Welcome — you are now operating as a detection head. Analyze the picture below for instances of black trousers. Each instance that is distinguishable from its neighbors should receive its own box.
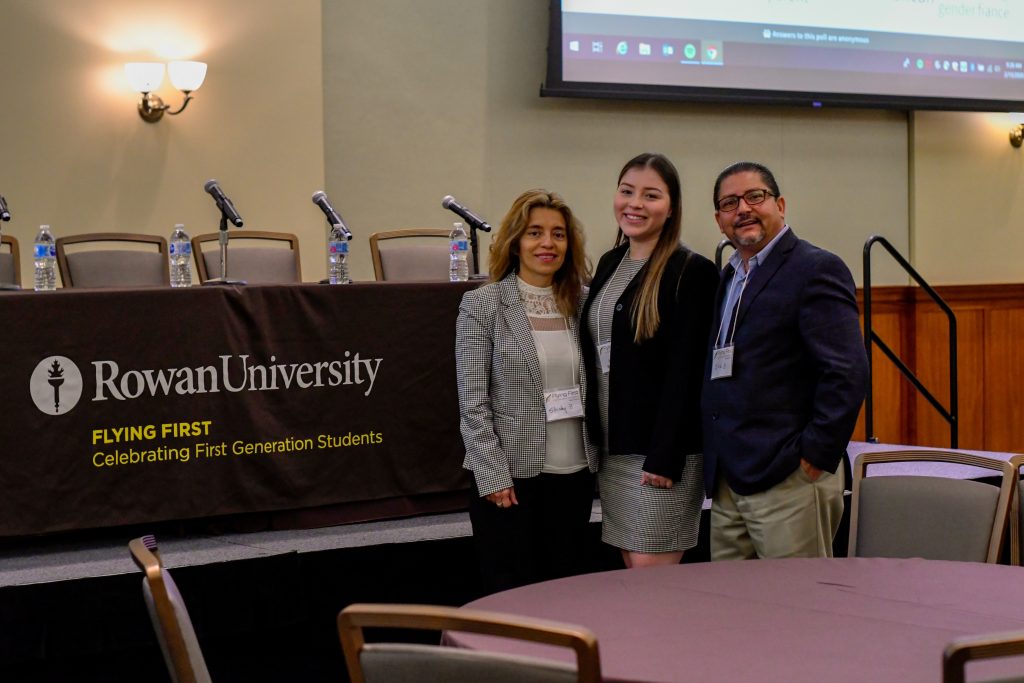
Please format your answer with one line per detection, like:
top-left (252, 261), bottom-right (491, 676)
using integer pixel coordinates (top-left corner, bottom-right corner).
top-left (469, 468), bottom-right (595, 595)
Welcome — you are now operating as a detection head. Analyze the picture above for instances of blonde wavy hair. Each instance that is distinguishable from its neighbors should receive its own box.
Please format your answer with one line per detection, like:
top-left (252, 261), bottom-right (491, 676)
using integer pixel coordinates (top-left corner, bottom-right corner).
top-left (614, 153), bottom-right (684, 343)
top-left (488, 189), bottom-right (591, 318)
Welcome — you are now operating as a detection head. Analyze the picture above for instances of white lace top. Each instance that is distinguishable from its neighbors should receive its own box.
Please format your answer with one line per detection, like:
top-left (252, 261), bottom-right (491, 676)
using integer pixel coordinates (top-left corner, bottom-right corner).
top-left (516, 277), bottom-right (587, 474)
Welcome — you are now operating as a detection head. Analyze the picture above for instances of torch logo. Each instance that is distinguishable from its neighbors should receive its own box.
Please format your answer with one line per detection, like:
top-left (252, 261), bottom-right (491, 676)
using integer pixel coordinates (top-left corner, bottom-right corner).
top-left (30, 356), bottom-right (83, 415)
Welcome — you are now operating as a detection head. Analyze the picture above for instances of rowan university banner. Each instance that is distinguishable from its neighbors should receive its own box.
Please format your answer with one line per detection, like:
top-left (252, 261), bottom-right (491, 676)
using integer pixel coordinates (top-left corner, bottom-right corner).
top-left (0, 282), bottom-right (473, 537)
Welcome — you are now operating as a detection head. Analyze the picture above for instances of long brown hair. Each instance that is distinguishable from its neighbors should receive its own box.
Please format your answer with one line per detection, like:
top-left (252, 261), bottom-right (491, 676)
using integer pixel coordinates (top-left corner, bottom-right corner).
top-left (614, 153), bottom-right (683, 343)
top-left (489, 189), bottom-right (590, 318)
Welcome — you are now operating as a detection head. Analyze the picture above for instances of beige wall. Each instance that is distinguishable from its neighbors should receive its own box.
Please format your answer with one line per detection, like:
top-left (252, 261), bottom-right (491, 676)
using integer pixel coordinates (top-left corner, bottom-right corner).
top-left (912, 111), bottom-right (1024, 284)
top-left (324, 0), bottom-right (910, 285)
top-left (5, 1), bottom-right (1021, 289)
top-left (0, 0), bottom-right (325, 286)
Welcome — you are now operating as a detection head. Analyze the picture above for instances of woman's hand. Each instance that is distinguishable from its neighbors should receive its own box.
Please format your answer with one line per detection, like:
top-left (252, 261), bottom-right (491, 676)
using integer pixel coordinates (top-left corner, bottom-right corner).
top-left (641, 472), bottom-right (674, 489)
top-left (485, 487), bottom-right (518, 509)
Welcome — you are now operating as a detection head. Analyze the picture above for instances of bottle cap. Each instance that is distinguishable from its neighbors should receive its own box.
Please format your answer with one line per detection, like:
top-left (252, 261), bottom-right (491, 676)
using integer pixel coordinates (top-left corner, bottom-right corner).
top-left (175, 223), bottom-right (185, 229)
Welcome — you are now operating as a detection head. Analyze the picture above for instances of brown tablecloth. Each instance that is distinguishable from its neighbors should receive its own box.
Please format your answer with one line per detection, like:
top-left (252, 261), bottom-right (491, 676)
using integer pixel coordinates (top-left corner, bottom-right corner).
top-left (0, 281), bottom-right (474, 537)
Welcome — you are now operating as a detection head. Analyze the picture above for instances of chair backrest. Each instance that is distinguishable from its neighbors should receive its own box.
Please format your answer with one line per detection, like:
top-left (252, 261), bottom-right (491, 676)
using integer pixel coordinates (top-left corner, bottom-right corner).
top-left (369, 229), bottom-right (474, 282)
top-left (129, 535), bottom-right (212, 683)
top-left (338, 603), bottom-right (601, 683)
top-left (943, 629), bottom-right (1024, 683)
top-left (191, 230), bottom-right (301, 284)
top-left (1006, 453), bottom-right (1024, 566)
top-left (56, 232), bottom-right (169, 288)
top-left (0, 234), bottom-right (20, 286)
top-left (849, 450), bottom-right (1017, 563)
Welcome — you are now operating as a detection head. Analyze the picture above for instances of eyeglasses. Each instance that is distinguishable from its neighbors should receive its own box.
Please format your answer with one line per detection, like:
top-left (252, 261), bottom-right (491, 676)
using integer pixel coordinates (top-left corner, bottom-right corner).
top-left (716, 189), bottom-right (776, 213)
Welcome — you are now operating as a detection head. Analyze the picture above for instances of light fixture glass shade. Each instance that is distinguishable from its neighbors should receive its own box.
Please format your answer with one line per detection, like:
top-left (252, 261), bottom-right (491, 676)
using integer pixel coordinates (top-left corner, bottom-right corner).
top-left (168, 61), bottom-right (207, 92)
top-left (124, 62), bottom-right (166, 93)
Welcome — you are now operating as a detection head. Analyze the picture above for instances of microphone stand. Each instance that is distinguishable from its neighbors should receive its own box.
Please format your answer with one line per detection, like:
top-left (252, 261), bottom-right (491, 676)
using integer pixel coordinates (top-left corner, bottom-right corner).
top-left (202, 211), bottom-right (247, 286)
top-left (468, 224), bottom-right (486, 279)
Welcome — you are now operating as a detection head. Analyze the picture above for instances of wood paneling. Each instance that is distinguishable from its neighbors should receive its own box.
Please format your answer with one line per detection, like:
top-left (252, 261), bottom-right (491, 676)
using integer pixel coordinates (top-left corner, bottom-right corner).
top-left (984, 308), bottom-right (1024, 451)
top-left (914, 308), bottom-right (982, 449)
top-left (859, 284), bottom-right (1024, 452)
top-left (854, 287), bottom-right (915, 444)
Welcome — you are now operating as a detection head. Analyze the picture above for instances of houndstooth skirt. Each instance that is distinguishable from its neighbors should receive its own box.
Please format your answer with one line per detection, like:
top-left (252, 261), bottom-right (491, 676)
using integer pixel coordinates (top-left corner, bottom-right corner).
top-left (598, 452), bottom-right (704, 554)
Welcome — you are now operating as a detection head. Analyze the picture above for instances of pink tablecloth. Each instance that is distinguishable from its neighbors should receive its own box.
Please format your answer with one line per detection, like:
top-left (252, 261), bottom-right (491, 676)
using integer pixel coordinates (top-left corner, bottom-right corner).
top-left (452, 558), bottom-right (1024, 682)
top-left (848, 440), bottom-right (1020, 479)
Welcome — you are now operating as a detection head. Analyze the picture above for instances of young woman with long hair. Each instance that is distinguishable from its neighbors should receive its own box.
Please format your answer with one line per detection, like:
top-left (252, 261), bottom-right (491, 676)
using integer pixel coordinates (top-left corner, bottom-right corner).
top-left (580, 153), bottom-right (719, 568)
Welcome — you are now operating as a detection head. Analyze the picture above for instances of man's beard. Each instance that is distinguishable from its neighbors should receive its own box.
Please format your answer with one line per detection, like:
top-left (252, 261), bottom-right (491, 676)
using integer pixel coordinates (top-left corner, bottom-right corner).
top-left (734, 223), bottom-right (765, 247)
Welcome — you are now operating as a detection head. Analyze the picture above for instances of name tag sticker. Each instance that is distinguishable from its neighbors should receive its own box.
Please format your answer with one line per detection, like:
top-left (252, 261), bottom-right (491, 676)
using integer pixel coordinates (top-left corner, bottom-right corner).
top-left (711, 346), bottom-right (734, 380)
top-left (544, 386), bottom-right (584, 422)
top-left (598, 342), bottom-right (611, 374)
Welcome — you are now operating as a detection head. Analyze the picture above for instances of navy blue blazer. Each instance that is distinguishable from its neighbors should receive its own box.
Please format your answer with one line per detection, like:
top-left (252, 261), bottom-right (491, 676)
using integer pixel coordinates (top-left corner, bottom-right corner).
top-left (701, 229), bottom-right (868, 496)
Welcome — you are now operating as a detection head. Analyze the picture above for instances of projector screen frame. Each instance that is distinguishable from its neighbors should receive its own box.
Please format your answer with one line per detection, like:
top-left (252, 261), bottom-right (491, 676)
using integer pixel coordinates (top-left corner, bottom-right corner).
top-left (542, 1), bottom-right (1024, 112)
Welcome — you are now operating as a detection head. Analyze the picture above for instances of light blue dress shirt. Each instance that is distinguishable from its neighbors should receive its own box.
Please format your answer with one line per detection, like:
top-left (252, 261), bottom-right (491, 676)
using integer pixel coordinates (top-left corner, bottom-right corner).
top-left (716, 225), bottom-right (791, 347)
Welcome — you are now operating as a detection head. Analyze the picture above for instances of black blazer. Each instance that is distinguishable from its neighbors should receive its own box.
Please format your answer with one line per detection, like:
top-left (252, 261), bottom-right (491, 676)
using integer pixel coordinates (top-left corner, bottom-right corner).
top-left (701, 229), bottom-right (868, 496)
top-left (580, 243), bottom-right (719, 481)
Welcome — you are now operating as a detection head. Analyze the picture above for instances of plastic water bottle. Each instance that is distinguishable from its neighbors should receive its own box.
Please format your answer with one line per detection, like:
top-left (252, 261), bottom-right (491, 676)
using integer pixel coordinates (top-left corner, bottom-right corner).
top-left (327, 224), bottom-right (351, 285)
top-left (449, 221), bottom-right (469, 282)
top-left (169, 224), bottom-right (192, 288)
top-left (33, 225), bottom-right (56, 291)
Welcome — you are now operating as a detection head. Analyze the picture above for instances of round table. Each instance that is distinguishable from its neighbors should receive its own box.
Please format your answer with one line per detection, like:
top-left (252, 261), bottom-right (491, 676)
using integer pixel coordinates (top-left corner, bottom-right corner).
top-left (452, 558), bottom-right (1024, 682)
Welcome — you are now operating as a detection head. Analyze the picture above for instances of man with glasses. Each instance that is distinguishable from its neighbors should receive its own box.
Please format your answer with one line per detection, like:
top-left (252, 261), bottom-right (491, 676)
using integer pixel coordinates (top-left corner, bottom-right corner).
top-left (701, 161), bottom-right (867, 560)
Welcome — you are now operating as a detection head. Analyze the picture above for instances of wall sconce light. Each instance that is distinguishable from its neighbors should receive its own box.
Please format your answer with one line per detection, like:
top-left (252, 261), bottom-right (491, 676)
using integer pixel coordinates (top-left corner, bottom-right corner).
top-left (124, 61), bottom-right (207, 123)
top-left (1008, 113), bottom-right (1024, 148)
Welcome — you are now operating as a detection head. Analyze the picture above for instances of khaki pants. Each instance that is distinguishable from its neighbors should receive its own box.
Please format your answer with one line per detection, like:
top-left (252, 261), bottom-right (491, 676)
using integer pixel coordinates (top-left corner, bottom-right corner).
top-left (711, 464), bottom-right (844, 561)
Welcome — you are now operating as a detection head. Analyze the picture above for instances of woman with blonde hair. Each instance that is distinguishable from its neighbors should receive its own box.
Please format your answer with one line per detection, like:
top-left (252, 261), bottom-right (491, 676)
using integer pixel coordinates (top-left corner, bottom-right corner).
top-left (581, 153), bottom-right (719, 568)
top-left (456, 188), bottom-right (596, 593)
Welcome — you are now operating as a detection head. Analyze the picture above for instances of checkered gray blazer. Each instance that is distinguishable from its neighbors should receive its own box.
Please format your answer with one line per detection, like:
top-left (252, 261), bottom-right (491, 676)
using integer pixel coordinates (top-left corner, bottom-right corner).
top-left (456, 273), bottom-right (598, 497)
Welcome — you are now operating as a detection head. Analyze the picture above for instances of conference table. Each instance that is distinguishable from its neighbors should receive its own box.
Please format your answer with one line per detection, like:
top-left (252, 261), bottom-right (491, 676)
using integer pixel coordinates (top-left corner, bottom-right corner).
top-left (0, 281), bottom-right (475, 538)
top-left (453, 558), bottom-right (1024, 682)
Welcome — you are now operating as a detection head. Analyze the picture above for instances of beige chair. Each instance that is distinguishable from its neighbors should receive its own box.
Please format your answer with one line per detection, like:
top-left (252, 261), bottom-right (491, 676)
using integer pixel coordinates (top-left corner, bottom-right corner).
top-left (129, 535), bottom-right (212, 683)
top-left (943, 629), bottom-right (1024, 683)
top-left (56, 232), bottom-right (169, 288)
top-left (369, 229), bottom-right (474, 281)
top-left (191, 230), bottom-right (301, 284)
top-left (338, 603), bottom-right (601, 683)
top-left (0, 234), bottom-right (20, 286)
top-left (1005, 453), bottom-right (1024, 566)
top-left (849, 450), bottom-right (1017, 563)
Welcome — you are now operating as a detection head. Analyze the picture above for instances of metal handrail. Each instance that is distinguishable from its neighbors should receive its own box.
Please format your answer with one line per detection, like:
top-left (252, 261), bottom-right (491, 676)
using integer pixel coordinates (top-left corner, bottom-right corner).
top-left (715, 239), bottom-right (734, 269)
top-left (863, 235), bottom-right (958, 447)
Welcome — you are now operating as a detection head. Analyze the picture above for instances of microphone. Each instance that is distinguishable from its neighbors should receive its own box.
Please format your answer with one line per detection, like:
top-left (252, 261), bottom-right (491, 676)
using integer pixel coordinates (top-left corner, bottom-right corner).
top-left (0, 195), bottom-right (9, 222)
top-left (311, 190), bottom-right (352, 239)
top-left (203, 179), bottom-right (244, 227)
top-left (441, 195), bottom-right (491, 233)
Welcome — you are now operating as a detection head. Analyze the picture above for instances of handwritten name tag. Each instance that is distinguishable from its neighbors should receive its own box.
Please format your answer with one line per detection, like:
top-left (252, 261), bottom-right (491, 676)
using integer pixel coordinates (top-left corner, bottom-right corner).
top-left (544, 386), bottom-right (584, 422)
